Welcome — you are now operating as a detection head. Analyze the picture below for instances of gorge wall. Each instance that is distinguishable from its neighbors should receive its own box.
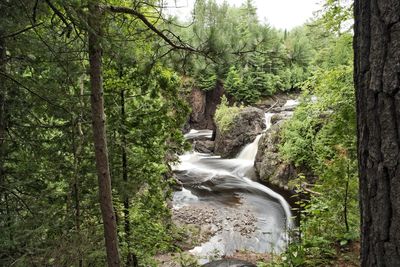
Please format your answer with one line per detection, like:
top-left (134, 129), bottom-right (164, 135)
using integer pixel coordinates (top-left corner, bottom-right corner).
top-left (188, 81), bottom-right (225, 130)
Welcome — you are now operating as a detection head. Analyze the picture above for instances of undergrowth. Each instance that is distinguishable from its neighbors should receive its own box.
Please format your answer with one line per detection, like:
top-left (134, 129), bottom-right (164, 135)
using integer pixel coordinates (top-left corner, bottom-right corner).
top-left (214, 96), bottom-right (243, 133)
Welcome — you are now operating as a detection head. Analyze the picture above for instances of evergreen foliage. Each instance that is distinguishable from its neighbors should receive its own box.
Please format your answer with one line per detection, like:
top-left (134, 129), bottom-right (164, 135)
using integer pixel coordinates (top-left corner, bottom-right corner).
top-left (0, 1), bottom-right (188, 265)
top-left (167, 0), bottom-right (316, 104)
top-left (0, 0), bottom-right (361, 266)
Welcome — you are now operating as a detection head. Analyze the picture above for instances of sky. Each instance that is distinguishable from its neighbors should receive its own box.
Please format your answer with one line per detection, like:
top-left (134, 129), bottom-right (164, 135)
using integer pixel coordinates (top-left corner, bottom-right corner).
top-left (165, 0), bottom-right (323, 30)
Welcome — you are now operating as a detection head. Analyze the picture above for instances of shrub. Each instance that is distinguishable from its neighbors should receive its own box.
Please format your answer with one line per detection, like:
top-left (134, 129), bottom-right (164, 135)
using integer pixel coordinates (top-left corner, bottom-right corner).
top-left (276, 65), bottom-right (359, 266)
top-left (214, 96), bottom-right (242, 133)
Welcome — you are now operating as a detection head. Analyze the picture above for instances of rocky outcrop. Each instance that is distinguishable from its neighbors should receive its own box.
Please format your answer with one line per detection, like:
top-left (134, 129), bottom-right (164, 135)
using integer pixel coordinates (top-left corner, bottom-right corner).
top-left (214, 107), bottom-right (265, 158)
top-left (194, 140), bottom-right (215, 154)
top-left (255, 92), bottom-right (300, 110)
top-left (254, 121), bottom-right (297, 190)
top-left (189, 88), bottom-right (207, 128)
top-left (188, 82), bottom-right (225, 130)
top-left (204, 81), bottom-right (225, 129)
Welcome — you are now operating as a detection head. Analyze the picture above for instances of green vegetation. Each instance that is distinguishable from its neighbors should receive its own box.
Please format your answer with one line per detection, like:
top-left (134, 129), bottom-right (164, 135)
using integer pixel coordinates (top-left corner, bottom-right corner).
top-left (214, 96), bottom-right (243, 133)
top-left (0, 0), bottom-right (360, 266)
top-left (0, 1), bottom-right (188, 265)
top-left (167, 0), bottom-right (316, 104)
top-left (278, 65), bottom-right (358, 266)
top-left (274, 9), bottom-right (359, 267)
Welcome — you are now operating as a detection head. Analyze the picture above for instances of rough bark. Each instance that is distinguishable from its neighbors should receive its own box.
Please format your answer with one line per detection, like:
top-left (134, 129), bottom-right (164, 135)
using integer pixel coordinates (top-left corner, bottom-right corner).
top-left (88, 3), bottom-right (120, 266)
top-left (0, 34), bottom-right (7, 212)
top-left (72, 76), bottom-right (85, 267)
top-left (354, 1), bottom-right (400, 266)
top-left (120, 89), bottom-right (138, 267)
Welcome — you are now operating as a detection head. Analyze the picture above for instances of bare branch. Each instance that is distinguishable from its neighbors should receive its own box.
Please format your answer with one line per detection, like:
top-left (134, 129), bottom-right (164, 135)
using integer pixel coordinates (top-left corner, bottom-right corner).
top-left (44, 0), bottom-right (72, 36)
top-left (32, 0), bottom-right (39, 23)
top-left (104, 5), bottom-right (197, 53)
top-left (1, 23), bottom-right (44, 39)
top-left (0, 71), bottom-right (71, 114)
top-left (0, 186), bottom-right (34, 214)
top-left (301, 183), bottom-right (322, 196)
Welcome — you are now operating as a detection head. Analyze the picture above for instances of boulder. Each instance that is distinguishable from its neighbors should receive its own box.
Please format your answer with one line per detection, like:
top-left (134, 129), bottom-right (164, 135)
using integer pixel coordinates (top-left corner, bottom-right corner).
top-left (214, 107), bottom-right (265, 158)
top-left (270, 112), bottom-right (293, 126)
top-left (194, 140), bottom-right (215, 153)
top-left (170, 175), bottom-right (183, 191)
top-left (270, 114), bottom-right (284, 125)
top-left (254, 122), bottom-right (297, 190)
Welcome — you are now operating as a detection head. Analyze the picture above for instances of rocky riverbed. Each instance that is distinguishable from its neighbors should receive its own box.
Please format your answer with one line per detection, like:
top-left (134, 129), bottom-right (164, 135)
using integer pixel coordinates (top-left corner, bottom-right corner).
top-left (155, 201), bottom-right (272, 267)
top-left (172, 202), bottom-right (258, 243)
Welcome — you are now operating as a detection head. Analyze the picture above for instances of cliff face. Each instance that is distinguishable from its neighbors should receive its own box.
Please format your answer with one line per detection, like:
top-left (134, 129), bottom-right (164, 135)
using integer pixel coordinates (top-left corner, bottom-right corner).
top-left (254, 121), bottom-right (297, 190)
top-left (189, 88), bottom-right (207, 128)
top-left (188, 81), bottom-right (225, 130)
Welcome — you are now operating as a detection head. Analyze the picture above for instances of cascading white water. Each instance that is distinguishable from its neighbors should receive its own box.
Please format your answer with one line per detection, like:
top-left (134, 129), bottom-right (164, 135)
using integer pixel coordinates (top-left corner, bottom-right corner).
top-left (184, 129), bottom-right (213, 140)
top-left (264, 112), bottom-right (274, 130)
top-left (236, 112), bottom-right (275, 161)
top-left (236, 134), bottom-right (262, 161)
top-left (242, 177), bottom-right (292, 230)
top-left (283, 99), bottom-right (300, 108)
top-left (173, 108), bottom-right (295, 262)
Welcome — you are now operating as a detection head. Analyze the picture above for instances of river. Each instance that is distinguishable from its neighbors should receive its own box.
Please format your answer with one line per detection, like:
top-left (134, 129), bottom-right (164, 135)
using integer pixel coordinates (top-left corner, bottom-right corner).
top-left (173, 111), bottom-right (293, 263)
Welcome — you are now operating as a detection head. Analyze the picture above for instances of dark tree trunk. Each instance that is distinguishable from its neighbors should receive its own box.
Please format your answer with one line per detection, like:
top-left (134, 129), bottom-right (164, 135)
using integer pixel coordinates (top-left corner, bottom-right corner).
top-left (71, 76), bottom-right (85, 267)
top-left (120, 89), bottom-right (138, 267)
top-left (354, 1), bottom-right (400, 266)
top-left (88, 2), bottom-right (120, 266)
top-left (0, 36), bottom-right (5, 183)
top-left (0, 34), bottom-right (9, 224)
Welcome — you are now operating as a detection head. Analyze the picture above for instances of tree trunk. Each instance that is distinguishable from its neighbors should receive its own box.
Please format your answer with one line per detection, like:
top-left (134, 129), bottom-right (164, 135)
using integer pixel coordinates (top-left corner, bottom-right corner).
top-left (120, 89), bottom-right (138, 267)
top-left (88, 3), bottom-right (120, 266)
top-left (71, 76), bottom-right (85, 267)
top-left (0, 34), bottom-right (7, 219)
top-left (354, 1), bottom-right (400, 266)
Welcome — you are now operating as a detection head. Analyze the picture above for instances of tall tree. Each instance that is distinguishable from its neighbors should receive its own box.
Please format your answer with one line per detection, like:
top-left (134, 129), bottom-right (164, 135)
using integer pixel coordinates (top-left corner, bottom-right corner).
top-left (88, 2), bottom-right (120, 266)
top-left (0, 31), bottom-right (7, 243)
top-left (354, 1), bottom-right (400, 266)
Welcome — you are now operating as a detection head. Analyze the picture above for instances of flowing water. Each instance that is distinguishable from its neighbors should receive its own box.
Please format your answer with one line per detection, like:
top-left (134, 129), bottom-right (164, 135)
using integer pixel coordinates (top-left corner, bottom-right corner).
top-left (184, 129), bottom-right (214, 140)
top-left (173, 110), bottom-right (293, 262)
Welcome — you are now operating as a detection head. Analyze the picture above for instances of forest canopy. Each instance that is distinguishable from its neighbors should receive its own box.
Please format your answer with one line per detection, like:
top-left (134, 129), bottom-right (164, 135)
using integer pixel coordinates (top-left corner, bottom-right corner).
top-left (0, 0), bottom-right (359, 266)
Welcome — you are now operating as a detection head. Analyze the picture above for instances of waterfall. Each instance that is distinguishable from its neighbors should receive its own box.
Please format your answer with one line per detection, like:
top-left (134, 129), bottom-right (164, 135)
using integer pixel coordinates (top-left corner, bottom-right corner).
top-left (236, 134), bottom-right (262, 161)
top-left (184, 129), bottom-right (213, 140)
top-left (236, 111), bottom-right (293, 231)
top-left (236, 112), bottom-right (274, 161)
top-left (264, 112), bottom-right (274, 130)
top-left (173, 110), bottom-right (294, 260)
top-left (283, 99), bottom-right (300, 108)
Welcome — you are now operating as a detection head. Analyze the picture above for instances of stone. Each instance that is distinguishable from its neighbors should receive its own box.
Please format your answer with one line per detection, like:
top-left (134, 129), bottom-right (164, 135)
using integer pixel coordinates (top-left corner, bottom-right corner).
top-left (202, 259), bottom-right (256, 267)
top-left (214, 107), bottom-right (265, 158)
top-left (254, 122), bottom-right (298, 190)
top-left (171, 176), bottom-right (183, 191)
top-left (189, 87), bottom-right (207, 126)
top-left (270, 114), bottom-right (284, 125)
top-left (194, 140), bottom-right (215, 153)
